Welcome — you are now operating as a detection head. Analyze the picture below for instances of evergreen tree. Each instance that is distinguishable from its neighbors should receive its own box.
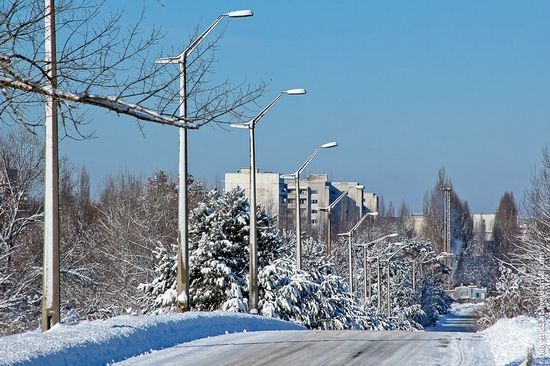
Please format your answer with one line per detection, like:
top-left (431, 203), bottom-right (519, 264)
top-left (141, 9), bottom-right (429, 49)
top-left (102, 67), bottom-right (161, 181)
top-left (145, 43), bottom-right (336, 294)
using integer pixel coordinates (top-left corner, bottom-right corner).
top-left (141, 188), bottom-right (452, 331)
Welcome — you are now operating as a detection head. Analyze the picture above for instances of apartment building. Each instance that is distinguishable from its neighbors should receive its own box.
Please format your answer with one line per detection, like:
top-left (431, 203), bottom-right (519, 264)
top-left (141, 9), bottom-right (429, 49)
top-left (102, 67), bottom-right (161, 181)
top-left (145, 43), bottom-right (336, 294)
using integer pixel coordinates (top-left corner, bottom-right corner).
top-left (224, 169), bottom-right (378, 231)
top-left (224, 168), bottom-right (289, 224)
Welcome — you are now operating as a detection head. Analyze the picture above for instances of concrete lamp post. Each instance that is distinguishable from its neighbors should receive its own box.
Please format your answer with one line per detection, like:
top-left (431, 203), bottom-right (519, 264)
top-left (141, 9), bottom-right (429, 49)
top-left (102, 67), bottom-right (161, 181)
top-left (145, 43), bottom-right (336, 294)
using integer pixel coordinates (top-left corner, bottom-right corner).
top-left (155, 9), bottom-right (253, 312)
top-left (282, 141), bottom-right (338, 270)
top-left (337, 211), bottom-right (379, 293)
top-left (319, 185), bottom-right (364, 256)
top-left (354, 233), bottom-right (398, 302)
top-left (381, 242), bottom-right (409, 317)
top-left (230, 88), bottom-right (306, 314)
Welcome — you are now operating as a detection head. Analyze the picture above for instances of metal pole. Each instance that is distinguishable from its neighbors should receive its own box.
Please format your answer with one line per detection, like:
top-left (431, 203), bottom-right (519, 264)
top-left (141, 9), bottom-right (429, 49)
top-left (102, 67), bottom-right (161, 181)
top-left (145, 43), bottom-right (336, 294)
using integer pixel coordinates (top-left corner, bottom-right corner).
top-left (176, 58), bottom-right (190, 312)
top-left (412, 261), bottom-right (416, 304)
top-left (42, 0), bottom-right (60, 331)
top-left (387, 261), bottom-right (391, 317)
top-left (368, 257), bottom-right (372, 300)
top-left (326, 211), bottom-right (332, 256)
top-left (363, 247), bottom-right (367, 301)
top-left (295, 174), bottom-right (302, 269)
top-left (348, 234), bottom-right (353, 292)
top-left (248, 126), bottom-right (258, 313)
top-left (377, 258), bottom-right (381, 310)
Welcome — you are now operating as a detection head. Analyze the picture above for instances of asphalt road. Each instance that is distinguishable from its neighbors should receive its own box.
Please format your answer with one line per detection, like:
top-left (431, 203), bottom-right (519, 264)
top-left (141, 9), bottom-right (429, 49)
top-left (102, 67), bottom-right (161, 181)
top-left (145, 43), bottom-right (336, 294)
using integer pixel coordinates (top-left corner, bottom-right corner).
top-left (116, 329), bottom-right (494, 366)
top-left (116, 306), bottom-right (494, 365)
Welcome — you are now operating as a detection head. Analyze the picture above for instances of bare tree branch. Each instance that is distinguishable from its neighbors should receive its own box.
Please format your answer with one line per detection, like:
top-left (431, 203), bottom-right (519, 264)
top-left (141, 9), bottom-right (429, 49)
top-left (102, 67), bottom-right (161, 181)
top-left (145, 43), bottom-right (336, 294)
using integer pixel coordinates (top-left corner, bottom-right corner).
top-left (0, 0), bottom-right (266, 136)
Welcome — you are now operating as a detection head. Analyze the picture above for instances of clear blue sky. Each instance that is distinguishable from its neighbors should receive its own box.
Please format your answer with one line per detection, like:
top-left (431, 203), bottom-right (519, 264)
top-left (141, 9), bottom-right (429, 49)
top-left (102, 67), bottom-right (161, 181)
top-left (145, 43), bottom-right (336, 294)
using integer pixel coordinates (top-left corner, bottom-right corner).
top-left (61, 1), bottom-right (550, 214)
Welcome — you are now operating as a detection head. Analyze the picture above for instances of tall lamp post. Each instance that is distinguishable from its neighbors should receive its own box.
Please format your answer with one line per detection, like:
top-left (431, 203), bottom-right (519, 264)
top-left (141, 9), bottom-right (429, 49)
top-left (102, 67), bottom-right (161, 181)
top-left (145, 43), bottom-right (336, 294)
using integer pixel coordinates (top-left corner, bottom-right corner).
top-left (381, 242), bottom-right (409, 317)
top-left (319, 185), bottom-right (364, 256)
top-left (42, 0), bottom-right (60, 331)
top-left (337, 211), bottom-right (379, 292)
top-left (282, 141), bottom-right (338, 270)
top-left (155, 9), bottom-right (253, 312)
top-left (230, 88), bottom-right (306, 313)
top-left (354, 233), bottom-right (398, 302)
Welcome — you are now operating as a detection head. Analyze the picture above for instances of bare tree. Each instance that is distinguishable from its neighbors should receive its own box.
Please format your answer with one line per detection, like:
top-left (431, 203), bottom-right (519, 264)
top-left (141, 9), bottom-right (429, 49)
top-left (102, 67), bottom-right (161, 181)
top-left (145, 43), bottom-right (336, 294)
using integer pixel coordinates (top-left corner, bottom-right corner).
top-left (0, 127), bottom-right (43, 335)
top-left (0, 128), bottom-right (43, 270)
top-left (0, 0), bottom-right (266, 133)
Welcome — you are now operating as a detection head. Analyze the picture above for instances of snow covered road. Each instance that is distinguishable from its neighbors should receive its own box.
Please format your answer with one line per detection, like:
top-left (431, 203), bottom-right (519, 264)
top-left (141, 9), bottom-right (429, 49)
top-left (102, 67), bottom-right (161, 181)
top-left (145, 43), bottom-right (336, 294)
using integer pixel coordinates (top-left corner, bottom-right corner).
top-left (115, 329), bottom-right (495, 366)
top-left (1, 304), bottom-right (544, 365)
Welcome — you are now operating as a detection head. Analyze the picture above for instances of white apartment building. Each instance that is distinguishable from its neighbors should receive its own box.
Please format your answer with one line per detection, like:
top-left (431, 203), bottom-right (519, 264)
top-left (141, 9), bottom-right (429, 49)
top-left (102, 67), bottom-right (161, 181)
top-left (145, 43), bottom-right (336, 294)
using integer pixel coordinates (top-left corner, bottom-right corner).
top-left (224, 169), bottom-right (378, 231)
top-left (224, 168), bottom-right (289, 223)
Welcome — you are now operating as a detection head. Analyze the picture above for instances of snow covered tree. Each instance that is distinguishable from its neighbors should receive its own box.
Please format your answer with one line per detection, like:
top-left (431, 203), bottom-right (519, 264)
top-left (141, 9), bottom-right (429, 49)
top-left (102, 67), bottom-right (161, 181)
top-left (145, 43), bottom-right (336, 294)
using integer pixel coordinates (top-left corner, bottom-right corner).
top-left (476, 265), bottom-right (527, 330)
top-left (141, 188), bottom-right (454, 331)
top-left (478, 143), bottom-right (550, 328)
top-left (0, 128), bottom-right (43, 335)
top-left (140, 187), bottom-right (279, 312)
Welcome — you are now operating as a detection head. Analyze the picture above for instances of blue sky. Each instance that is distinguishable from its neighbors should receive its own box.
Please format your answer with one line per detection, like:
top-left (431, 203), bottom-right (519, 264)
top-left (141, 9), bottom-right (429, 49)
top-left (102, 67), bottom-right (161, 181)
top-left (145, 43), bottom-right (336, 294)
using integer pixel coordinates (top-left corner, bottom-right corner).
top-left (61, 1), bottom-right (550, 214)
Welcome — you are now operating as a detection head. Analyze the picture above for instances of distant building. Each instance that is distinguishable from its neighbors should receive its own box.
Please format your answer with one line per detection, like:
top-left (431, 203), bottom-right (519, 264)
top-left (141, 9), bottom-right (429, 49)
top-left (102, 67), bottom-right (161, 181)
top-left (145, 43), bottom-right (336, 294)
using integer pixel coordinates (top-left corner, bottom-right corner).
top-left (224, 168), bottom-right (288, 224)
top-left (472, 213), bottom-right (495, 254)
top-left (224, 169), bottom-right (378, 231)
top-left (454, 285), bottom-right (487, 302)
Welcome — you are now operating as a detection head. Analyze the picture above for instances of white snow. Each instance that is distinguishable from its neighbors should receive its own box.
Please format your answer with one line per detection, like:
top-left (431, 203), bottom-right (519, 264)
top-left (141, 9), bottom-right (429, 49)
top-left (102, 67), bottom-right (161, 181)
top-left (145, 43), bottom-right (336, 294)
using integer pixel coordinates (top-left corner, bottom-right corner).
top-left (0, 305), bottom-right (547, 365)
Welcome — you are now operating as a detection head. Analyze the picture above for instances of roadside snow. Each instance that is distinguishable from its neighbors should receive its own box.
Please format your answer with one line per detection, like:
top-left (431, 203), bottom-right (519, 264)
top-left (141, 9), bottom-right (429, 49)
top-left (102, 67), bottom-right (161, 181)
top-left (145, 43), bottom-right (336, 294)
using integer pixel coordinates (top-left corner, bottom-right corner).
top-left (0, 305), bottom-right (548, 366)
top-left (482, 316), bottom-right (541, 365)
top-left (0, 312), bottom-right (305, 365)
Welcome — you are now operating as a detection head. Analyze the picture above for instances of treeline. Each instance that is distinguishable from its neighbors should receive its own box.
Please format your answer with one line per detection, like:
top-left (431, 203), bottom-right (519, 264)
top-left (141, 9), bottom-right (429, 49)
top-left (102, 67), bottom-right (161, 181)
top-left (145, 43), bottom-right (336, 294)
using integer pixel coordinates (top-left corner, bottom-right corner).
top-left (0, 128), bottom-right (206, 334)
top-left (1, 127), bottom-right (453, 334)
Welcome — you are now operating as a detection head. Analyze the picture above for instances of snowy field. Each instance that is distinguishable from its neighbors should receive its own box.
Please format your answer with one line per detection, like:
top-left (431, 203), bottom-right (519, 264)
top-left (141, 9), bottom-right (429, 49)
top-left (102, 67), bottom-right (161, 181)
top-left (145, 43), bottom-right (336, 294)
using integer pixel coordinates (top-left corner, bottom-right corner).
top-left (0, 304), bottom-right (547, 365)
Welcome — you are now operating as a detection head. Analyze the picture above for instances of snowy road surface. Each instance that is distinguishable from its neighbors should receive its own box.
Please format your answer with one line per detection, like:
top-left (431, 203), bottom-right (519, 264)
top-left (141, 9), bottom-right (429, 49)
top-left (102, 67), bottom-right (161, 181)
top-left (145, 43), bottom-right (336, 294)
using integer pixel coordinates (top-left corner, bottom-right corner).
top-left (116, 304), bottom-right (494, 365)
top-left (114, 329), bottom-right (495, 366)
top-left (1, 304), bottom-right (542, 365)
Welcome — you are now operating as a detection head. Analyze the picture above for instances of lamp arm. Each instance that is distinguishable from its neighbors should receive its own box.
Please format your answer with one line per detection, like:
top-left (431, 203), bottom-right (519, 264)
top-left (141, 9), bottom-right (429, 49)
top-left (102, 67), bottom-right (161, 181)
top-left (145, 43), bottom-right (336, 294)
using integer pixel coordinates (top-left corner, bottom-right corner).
top-left (249, 92), bottom-right (285, 128)
top-left (324, 188), bottom-right (350, 211)
top-left (350, 212), bottom-right (370, 232)
top-left (296, 147), bottom-right (321, 176)
top-left (183, 14), bottom-right (227, 58)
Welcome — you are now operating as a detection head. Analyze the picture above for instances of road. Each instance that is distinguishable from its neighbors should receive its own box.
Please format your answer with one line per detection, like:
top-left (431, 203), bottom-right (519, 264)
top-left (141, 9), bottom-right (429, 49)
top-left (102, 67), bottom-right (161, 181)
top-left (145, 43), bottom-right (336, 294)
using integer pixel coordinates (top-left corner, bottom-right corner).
top-left (116, 305), bottom-right (495, 365)
top-left (116, 329), bottom-right (494, 366)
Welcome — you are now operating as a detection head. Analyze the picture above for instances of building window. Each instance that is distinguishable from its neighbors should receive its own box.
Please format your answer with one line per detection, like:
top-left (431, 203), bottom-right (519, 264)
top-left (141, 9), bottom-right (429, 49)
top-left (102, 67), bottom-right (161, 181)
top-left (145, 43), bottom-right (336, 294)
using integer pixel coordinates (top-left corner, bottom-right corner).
top-left (288, 198), bottom-right (295, 203)
top-left (299, 189), bottom-right (307, 195)
top-left (311, 219), bottom-right (317, 224)
top-left (311, 209), bottom-right (318, 214)
top-left (312, 199), bottom-right (318, 204)
top-left (311, 189), bottom-right (318, 194)
top-left (300, 199), bottom-right (306, 204)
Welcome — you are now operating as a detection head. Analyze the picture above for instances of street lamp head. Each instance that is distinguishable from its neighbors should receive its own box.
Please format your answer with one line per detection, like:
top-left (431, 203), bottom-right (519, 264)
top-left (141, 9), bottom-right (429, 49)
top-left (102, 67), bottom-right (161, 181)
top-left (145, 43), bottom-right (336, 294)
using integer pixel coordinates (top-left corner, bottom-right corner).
top-left (387, 233), bottom-right (398, 238)
top-left (367, 212), bottom-right (379, 217)
top-left (226, 10), bottom-right (254, 18)
top-left (320, 141), bottom-right (338, 149)
top-left (229, 123), bottom-right (250, 129)
top-left (284, 88), bottom-right (307, 95)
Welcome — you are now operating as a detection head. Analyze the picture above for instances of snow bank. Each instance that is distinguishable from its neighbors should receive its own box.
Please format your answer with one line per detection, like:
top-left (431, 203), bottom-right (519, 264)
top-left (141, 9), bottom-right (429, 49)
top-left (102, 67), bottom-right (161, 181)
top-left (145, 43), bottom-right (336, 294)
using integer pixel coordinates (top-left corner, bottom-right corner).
top-left (0, 312), bottom-right (305, 365)
top-left (482, 316), bottom-right (539, 365)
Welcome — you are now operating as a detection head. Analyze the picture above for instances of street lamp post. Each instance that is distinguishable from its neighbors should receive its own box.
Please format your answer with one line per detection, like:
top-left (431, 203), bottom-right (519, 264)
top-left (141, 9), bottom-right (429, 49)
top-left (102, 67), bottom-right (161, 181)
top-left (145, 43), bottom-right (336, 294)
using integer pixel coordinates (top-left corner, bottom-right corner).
top-left (155, 10), bottom-right (253, 312)
top-left (319, 185), bottom-right (363, 256)
top-left (354, 233), bottom-right (398, 302)
top-left (282, 141), bottom-right (338, 270)
top-left (337, 211), bottom-right (379, 293)
top-left (230, 88), bottom-right (306, 313)
top-left (381, 243), bottom-right (408, 317)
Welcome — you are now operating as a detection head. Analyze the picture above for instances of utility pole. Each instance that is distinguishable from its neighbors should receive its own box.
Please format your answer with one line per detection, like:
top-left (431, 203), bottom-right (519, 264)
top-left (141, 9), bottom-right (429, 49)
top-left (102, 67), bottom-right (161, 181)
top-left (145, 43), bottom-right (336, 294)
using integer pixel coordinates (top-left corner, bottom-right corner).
top-left (440, 185), bottom-right (452, 268)
top-left (42, 0), bottom-right (60, 331)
